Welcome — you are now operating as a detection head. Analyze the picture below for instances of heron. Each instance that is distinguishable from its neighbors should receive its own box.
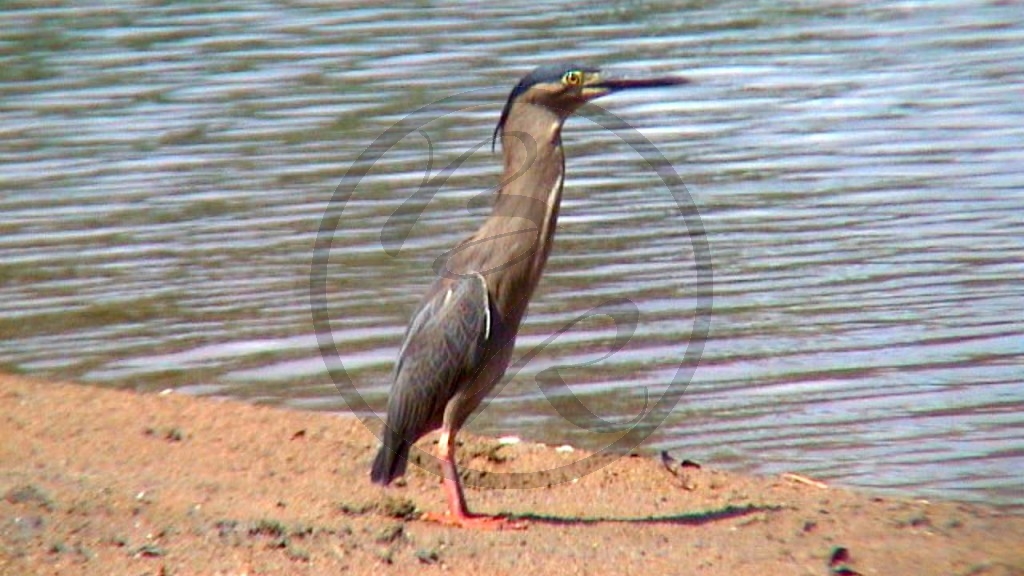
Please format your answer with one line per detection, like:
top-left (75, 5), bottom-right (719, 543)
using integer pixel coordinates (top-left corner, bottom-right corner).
top-left (370, 64), bottom-right (687, 529)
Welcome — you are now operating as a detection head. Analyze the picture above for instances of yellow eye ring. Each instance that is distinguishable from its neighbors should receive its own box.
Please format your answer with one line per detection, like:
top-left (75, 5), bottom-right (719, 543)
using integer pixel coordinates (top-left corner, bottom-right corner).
top-left (563, 70), bottom-right (583, 86)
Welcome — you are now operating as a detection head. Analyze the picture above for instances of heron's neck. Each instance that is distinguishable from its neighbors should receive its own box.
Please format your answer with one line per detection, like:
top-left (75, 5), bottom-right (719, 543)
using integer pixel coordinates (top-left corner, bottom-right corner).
top-left (480, 103), bottom-right (567, 323)
top-left (497, 106), bottom-right (566, 238)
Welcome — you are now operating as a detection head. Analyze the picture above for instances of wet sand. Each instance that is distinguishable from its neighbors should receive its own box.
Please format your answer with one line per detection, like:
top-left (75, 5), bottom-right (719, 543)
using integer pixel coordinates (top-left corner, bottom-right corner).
top-left (1, 373), bottom-right (1021, 575)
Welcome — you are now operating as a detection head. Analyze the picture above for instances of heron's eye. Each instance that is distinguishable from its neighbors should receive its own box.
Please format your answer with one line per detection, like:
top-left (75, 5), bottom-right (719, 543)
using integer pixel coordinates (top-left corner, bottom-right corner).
top-left (562, 70), bottom-right (583, 86)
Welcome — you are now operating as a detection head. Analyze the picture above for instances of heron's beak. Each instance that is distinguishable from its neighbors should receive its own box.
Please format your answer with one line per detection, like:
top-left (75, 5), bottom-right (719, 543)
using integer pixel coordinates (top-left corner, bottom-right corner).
top-left (581, 72), bottom-right (689, 101)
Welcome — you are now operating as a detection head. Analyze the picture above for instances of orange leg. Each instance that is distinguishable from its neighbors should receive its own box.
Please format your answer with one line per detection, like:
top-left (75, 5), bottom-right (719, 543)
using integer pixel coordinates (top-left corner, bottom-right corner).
top-left (420, 429), bottom-right (526, 530)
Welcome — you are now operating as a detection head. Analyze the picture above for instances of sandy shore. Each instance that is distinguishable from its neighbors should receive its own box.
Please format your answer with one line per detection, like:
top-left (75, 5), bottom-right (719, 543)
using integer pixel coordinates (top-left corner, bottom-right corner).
top-left (0, 373), bottom-right (1021, 575)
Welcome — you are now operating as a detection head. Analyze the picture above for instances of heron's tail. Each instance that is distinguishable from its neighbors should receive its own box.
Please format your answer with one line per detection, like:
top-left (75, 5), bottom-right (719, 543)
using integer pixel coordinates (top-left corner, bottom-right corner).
top-left (370, 429), bottom-right (410, 485)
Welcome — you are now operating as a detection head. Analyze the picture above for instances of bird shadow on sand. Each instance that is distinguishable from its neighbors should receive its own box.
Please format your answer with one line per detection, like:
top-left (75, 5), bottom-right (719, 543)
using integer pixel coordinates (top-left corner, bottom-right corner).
top-left (506, 503), bottom-right (780, 526)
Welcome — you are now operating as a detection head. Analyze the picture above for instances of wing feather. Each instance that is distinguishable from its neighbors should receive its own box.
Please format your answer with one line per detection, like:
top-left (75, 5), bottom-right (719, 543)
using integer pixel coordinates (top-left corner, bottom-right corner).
top-left (370, 273), bottom-right (491, 484)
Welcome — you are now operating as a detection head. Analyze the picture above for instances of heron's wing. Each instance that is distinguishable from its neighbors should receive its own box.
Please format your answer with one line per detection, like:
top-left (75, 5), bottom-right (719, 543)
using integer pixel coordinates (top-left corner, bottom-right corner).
top-left (386, 272), bottom-right (493, 439)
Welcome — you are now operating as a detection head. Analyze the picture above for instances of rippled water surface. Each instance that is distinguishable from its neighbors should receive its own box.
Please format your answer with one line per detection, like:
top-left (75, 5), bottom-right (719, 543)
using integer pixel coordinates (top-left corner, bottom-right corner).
top-left (2, 1), bottom-right (1022, 506)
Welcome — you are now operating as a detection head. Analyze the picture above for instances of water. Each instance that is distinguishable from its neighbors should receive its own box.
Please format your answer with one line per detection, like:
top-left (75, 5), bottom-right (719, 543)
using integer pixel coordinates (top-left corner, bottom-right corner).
top-left (1, 1), bottom-right (1022, 507)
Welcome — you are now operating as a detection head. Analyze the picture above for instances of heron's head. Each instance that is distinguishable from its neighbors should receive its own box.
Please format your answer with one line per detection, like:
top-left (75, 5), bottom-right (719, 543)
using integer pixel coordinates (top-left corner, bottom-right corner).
top-left (492, 64), bottom-right (687, 150)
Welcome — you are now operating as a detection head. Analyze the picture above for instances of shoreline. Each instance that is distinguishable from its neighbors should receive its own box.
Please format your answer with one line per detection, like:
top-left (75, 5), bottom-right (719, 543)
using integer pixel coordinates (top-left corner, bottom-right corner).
top-left (1, 373), bottom-right (1021, 575)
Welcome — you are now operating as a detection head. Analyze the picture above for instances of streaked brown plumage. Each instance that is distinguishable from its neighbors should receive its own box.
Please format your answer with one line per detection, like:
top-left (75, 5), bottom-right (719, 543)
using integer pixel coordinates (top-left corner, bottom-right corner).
top-left (371, 65), bottom-right (687, 529)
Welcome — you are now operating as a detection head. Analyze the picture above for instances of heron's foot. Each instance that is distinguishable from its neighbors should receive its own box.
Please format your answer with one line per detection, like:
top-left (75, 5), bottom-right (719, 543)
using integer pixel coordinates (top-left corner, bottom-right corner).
top-left (421, 510), bottom-right (526, 531)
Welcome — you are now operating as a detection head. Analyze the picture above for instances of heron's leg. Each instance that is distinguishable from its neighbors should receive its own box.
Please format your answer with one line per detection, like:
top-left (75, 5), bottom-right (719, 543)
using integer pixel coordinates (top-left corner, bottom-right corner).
top-left (438, 428), bottom-right (470, 518)
top-left (421, 428), bottom-right (525, 530)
